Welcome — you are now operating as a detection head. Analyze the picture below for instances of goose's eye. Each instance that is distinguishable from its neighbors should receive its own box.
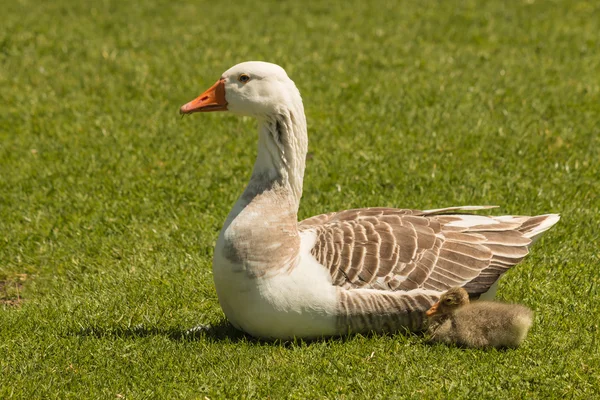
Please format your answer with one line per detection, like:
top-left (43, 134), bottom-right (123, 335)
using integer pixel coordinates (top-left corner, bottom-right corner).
top-left (238, 73), bottom-right (251, 84)
top-left (445, 298), bottom-right (453, 304)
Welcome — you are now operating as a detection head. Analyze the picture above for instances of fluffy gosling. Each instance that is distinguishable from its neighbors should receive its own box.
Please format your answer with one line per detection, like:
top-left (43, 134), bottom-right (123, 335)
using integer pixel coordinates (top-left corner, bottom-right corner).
top-left (426, 287), bottom-right (534, 349)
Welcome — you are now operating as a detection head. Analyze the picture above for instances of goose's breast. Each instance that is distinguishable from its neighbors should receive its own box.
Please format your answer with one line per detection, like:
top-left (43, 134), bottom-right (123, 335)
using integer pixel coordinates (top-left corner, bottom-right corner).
top-left (212, 229), bottom-right (339, 339)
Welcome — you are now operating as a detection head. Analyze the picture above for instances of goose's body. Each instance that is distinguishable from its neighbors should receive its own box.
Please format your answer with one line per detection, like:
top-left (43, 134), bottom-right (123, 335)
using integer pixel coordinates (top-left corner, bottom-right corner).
top-left (426, 287), bottom-right (534, 348)
top-left (181, 61), bottom-right (559, 339)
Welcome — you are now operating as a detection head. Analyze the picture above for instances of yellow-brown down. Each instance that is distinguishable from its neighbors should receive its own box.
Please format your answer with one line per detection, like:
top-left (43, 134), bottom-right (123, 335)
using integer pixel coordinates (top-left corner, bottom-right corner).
top-left (426, 287), bottom-right (533, 348)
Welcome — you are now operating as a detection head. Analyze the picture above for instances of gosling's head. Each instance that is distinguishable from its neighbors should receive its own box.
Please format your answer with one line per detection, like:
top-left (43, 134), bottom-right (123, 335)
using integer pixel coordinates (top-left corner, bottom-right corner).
top-left (426, 287), bottom-right (470, 317)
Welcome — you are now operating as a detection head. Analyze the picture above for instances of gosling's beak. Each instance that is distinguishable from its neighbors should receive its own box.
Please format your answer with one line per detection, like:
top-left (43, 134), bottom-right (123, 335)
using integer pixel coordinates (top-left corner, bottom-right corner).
top-left (426, 302), bottom-right (440, 317)
top-left (180, 78), bottom-right (227, 114)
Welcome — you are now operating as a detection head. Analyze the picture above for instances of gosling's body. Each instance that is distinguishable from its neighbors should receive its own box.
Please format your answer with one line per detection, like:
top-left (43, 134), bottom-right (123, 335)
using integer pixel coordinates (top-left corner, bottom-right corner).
top-left (427, 287), bottom-right (533, 348)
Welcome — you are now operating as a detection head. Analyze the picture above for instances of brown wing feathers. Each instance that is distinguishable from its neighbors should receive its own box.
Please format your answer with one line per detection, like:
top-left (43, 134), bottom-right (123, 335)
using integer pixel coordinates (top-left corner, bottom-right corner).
top-left (301, 207), bottom-right (538, 296)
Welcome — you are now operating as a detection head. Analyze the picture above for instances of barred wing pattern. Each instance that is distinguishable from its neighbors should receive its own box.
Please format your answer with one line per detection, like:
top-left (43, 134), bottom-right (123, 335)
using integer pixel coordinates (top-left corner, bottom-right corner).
top-left (299, 206), bottom-right (546, 297)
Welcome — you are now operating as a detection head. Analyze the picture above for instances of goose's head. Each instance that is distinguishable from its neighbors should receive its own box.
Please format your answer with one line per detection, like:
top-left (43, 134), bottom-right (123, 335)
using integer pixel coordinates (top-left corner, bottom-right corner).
top-left (180, 61), bottom-right (300, 117)
top-left (426, 287), bottom-right (470, 317)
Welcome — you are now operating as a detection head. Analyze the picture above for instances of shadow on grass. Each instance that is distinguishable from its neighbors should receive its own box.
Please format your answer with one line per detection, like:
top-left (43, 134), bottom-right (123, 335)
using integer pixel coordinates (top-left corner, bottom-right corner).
top-left (72, 320), bottom-right (252, 343)
top-left (72, 321), bottom-right (428, 347)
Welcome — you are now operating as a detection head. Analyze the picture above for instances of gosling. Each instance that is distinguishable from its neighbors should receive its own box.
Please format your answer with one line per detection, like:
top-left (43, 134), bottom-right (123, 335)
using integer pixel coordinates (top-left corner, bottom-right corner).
top-left (426, 287), bottom-right (534, 349)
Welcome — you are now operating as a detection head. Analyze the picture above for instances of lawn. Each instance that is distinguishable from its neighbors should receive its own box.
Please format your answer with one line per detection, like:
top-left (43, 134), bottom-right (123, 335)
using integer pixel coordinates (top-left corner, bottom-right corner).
top-left (1, 0), bottom-right (599, 398)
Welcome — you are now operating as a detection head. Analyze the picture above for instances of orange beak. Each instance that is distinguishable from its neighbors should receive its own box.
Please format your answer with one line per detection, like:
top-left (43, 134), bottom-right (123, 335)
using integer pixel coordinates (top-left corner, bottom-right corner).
top-left (426, 302), bottom-right (440, 317)
top-left (180, 78), bottom-right (227, 114)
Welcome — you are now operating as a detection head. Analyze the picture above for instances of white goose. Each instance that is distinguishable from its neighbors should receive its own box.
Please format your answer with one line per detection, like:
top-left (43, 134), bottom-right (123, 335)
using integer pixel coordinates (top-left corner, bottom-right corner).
top-left (180, 61), bottom-right (559, 340)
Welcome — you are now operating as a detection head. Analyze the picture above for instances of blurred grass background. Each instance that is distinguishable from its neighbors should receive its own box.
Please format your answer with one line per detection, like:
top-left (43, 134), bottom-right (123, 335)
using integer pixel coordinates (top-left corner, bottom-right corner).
top-left (1, 0), bottom-right (599, 398)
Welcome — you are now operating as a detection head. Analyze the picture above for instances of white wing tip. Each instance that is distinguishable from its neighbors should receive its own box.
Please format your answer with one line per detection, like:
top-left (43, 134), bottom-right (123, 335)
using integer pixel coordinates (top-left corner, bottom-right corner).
top-left (423, 205), bottom-right (499, 214)
top-left (524, 213), bottom-right (560, 240)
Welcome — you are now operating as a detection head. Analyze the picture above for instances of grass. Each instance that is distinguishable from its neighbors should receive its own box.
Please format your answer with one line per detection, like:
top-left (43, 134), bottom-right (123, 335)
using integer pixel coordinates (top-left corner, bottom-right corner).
top-left (1, 0), bottom-right (599, 398)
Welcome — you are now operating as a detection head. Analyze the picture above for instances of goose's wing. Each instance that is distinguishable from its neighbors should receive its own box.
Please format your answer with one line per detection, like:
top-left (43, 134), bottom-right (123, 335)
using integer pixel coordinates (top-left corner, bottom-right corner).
top-left (299, 206), bottom-right (558, 296)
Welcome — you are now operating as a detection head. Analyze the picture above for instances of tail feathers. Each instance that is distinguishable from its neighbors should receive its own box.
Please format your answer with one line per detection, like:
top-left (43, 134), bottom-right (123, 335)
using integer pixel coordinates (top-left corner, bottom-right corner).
top-left (519, 214), bottom-right (560, 243)
top-left (460, 212), bottom-right (559, 299)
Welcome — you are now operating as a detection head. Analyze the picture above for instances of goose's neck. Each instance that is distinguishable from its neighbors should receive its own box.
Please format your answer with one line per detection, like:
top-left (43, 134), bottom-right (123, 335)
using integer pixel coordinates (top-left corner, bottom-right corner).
top-left (218, 104), bottom-right (307, 277)
top-left (245, 105), bottom-right (308, 211)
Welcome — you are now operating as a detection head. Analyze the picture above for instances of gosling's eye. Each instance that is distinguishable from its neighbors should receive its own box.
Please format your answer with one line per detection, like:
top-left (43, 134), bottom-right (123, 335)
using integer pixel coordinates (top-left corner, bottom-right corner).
top-left (444, 298), bottom-right (453, 304)
top-left (238, 73), bottom-right (251, 84)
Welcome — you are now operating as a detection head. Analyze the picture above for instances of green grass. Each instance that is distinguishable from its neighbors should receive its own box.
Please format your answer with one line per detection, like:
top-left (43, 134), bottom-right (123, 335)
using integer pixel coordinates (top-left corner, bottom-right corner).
top-left (1, 0), bottom-right (599, 398)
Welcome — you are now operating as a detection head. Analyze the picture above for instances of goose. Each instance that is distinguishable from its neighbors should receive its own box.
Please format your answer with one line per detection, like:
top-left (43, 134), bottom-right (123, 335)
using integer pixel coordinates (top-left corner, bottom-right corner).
top-left (425, 287), bottom-right (534, 348)
top-left (179, 61), bottom-right (559, 340)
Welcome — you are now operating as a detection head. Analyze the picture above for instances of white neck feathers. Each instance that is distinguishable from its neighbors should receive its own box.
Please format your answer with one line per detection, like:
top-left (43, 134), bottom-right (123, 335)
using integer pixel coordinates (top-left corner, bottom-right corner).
top-left (249, 98), bottom-right (307, 211)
